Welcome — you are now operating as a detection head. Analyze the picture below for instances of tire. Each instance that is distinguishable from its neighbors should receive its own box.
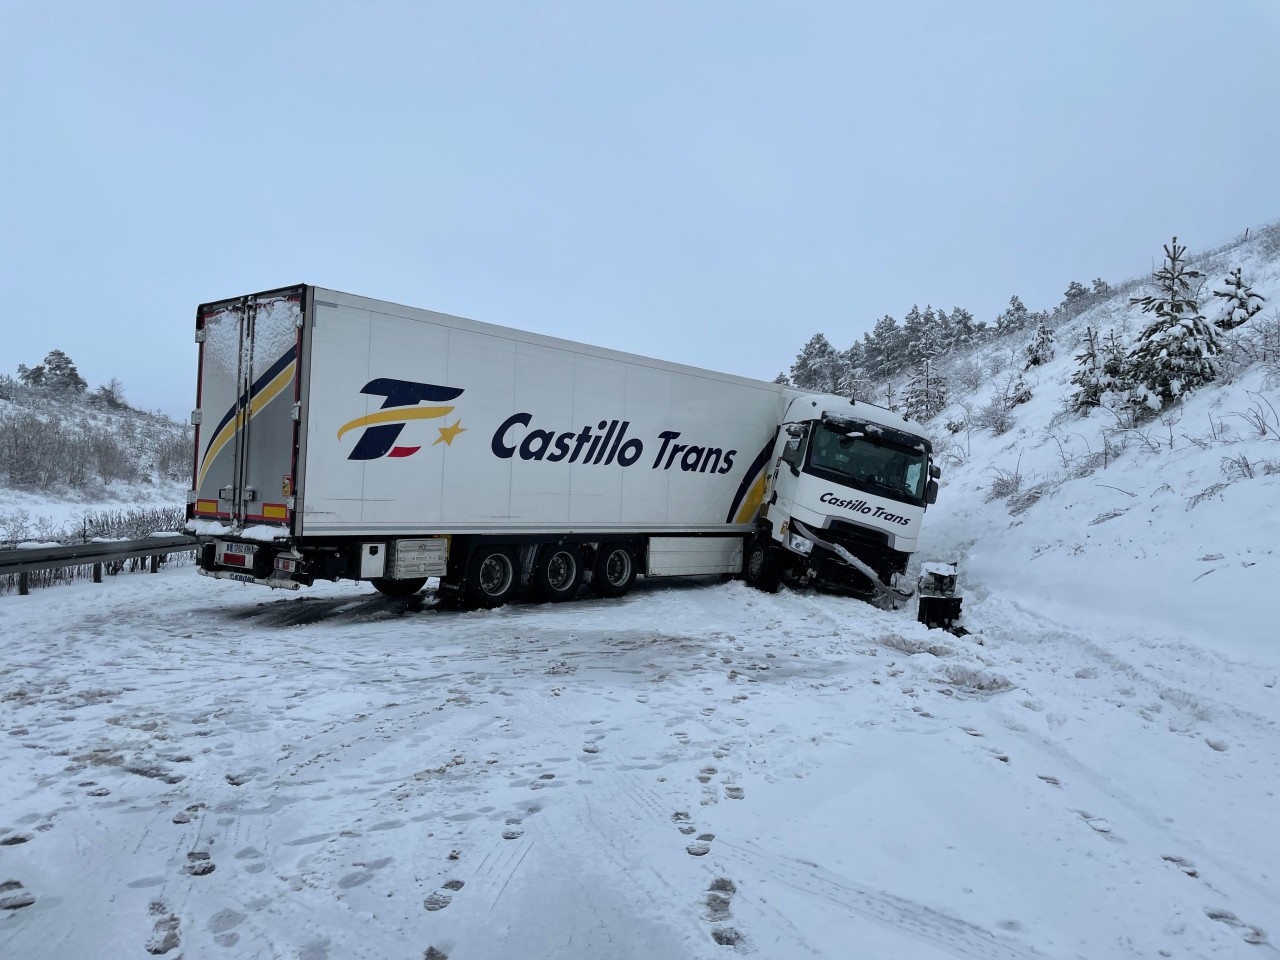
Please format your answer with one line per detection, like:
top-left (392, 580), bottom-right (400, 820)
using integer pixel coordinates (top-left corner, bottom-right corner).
top-left (590, 543), bottom-right (637, 598)
top-left (463, 546), bottom-right (520, 608)
top-left (743, 536), bottom-right (782, 593)
top-left (531, 545), bottom-right (584, 603)
top-left (371, 576), bottom-right (427, 598)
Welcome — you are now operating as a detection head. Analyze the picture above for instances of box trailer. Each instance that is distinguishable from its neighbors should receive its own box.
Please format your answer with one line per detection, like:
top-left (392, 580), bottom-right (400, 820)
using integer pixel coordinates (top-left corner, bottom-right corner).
top-left (186, 285), bottom-right (945, 607)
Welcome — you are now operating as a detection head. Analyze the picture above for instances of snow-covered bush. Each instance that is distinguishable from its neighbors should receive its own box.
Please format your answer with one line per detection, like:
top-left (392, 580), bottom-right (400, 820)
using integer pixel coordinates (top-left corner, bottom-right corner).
top-left (1127, 237), bottom-right (1222, 414)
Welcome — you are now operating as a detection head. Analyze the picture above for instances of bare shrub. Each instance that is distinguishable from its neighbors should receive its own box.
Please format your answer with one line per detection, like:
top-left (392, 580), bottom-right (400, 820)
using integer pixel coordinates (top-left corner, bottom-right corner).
top-left (947, 357), bottom-right (987, 395)
top-left (1186, 482), bottom-right (1229, 510)
top-left (1228, 392), bottom-right (1280, 440)
top-left (985, 455), bottom-right (1024, 501)
top-left (154, 433), bottom-right (192, 482)
top-left (1007, 480), bottom-right (1054, 515)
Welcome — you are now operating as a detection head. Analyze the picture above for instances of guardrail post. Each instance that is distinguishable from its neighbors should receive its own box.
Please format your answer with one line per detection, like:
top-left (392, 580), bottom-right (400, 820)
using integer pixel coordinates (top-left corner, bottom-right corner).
top-left (150, 555), bottom-right (160, 574)
top-left (93, 562), bottom-right (103, 583)
top-left (19, 572), bottom-right (29, 596)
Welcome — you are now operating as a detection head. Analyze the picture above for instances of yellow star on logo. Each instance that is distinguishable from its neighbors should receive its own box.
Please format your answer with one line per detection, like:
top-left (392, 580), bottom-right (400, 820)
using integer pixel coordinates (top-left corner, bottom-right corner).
top-left (433, 419), bottom-right (466, 446)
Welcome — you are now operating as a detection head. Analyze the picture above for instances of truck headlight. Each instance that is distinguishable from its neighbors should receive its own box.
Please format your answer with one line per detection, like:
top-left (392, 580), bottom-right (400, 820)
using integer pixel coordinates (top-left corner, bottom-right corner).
top-left (787, 532), bottom-right (814, 556)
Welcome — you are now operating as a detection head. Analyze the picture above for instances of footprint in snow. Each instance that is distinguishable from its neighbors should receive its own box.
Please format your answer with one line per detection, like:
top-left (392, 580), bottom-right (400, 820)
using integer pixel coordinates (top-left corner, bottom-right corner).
top-left (686, 833), bottom-right (715, 857)
top-left (1037, 774), bottom-right (1061, 787)
top-left (1205, 908), bottom-right (1268, 945)
top-left (172, 803), bottom-right (205, 825)
top-left (0, 880), bottom-right (36, 911)
top-left (1162, 855), bottom-right (1199, 878)
top-left (701, 877), bottom-right (737, 922)
top-left (183, 851), bottom-right (216, 876)
top-left (146, 900), bottom-right (181, 955)
top-left (423, 893), bottom-right (452, 912)
top-left (672, 811), bottom-right (696, 836)
top-left (724, 785), bottom-right (745, 800)
top-left (1074, 810), bottom-right (1118, 839)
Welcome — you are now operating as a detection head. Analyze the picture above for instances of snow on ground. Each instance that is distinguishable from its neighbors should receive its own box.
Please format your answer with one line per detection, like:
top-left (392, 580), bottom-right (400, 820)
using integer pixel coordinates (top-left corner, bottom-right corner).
top-left (2, 563), bottom-right (1276, 959)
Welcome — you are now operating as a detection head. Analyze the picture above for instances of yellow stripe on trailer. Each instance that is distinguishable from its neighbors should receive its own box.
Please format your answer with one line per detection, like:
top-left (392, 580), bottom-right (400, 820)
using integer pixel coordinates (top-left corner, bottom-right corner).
top-left (262, 503), bottom-right (288, 520)
top-left (733, 471), bottom-right (767, 524)
top-left (197, 361), bottom-right (297, 490)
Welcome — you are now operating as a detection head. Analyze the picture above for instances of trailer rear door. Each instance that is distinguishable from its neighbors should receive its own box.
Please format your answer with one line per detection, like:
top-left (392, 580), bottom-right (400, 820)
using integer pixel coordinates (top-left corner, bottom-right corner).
top-left (189, 286), bottom-right (306, 532)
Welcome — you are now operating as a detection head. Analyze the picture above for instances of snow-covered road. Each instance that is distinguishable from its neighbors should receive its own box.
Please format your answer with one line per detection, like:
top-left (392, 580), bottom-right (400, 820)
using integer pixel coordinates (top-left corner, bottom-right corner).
top-left (1, 570), bottom-right (1276, 959)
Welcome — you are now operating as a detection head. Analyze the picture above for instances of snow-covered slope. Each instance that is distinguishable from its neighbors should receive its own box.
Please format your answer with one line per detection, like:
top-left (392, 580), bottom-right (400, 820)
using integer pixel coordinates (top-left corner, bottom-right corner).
top-left (918, 232), bottom-right (1280, 665)
top-left (0, 393), bottom-right (188, 543)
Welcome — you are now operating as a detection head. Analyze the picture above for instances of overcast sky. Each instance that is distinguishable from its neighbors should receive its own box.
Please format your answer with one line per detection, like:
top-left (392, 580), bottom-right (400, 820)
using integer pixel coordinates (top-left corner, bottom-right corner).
top-left (3, 1), bottom-right (1278, 417)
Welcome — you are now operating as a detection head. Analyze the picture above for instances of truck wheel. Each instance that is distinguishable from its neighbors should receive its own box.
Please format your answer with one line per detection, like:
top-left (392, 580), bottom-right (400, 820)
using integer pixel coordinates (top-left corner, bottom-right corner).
top-left (531, 545), bottom-right (584, 602)
top-left (744, 537), bottom-right (782, 594)
top-left (371, 576), bottom-right (427, 598)
top-left (464, 547), bottom-right (520, 608)
top-left (590, 543), bottom-right (636, 598)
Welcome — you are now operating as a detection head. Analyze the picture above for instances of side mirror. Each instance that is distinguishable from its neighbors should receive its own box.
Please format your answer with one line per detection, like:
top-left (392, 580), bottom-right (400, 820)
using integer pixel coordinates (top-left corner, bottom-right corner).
top-left (781, 439), bottom-right (802, 475)
top-left (929, 464), bottom-right (942, 480)
top-left (925, 478), bottom-right (939, 504)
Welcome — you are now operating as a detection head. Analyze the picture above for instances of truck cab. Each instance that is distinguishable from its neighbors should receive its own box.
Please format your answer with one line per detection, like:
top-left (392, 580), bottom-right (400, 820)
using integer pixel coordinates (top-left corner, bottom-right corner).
top-left (748, 394), bottom-right (939, 600)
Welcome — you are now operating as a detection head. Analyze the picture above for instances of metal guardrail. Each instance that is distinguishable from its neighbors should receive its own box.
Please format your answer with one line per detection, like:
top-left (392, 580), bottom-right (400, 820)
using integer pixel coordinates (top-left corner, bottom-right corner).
top-left (0, 535), bottom-right (199, 595)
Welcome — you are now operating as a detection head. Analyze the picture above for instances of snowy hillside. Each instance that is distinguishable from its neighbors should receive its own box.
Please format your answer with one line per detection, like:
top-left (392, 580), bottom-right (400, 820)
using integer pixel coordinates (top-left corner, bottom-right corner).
top-left (0, 389), bottom-right (189, 544)
top-left (916, 229), bottom-right (1280, 663)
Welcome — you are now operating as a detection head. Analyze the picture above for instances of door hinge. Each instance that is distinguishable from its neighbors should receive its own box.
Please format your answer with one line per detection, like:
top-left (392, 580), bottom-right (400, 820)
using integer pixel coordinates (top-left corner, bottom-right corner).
top-left (186, 490), bottom-right (198, 504)
top-left (190, 409), bottom-right (202, 425)
top-left (291, 402), bottom-right (302, 421)
top-left (194, 329), bottom-right (207, 343)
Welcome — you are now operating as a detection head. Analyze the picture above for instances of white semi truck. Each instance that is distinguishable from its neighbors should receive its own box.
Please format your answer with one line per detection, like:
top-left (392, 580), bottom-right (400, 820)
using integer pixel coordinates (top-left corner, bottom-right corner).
top-left (186, 285), bottom-right (945, 608)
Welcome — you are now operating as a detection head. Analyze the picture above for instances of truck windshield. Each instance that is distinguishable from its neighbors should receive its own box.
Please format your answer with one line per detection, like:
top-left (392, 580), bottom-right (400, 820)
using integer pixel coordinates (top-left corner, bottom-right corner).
top-left (805, 421), bottom-right (927, 504)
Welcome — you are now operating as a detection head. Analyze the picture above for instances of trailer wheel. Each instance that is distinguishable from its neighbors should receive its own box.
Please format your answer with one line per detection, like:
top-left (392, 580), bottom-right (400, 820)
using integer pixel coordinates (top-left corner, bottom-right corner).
top-left (464, 547), bottom-right (520, 608)
top-left (531, 545), bottom-right (584, 602)
top-left (744, 536), bottom-right (782, 593)
top-left (371, 577), bottom-right (427, 598)
top-left (590, 543), bottom-right (636, 598)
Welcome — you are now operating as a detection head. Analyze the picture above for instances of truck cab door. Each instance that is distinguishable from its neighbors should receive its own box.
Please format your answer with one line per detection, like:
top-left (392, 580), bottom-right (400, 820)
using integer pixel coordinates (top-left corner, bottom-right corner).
top-left (769, 425), bottom-right (807, 523)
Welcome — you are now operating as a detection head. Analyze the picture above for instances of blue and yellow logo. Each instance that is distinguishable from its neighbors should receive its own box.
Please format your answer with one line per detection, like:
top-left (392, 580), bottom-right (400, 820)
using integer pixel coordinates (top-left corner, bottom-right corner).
top-left (338, 378), bottom-right (465, 460)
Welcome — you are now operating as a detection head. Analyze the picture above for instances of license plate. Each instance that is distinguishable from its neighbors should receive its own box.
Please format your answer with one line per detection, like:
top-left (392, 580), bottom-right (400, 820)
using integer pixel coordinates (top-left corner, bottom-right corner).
top-left (223, 541), bottom-right (255, 555)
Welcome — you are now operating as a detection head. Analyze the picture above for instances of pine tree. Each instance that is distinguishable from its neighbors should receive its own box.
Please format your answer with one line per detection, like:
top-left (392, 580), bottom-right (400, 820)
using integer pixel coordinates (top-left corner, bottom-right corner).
top-left (902, 358), bottom-right (948, 422)
top-left (995, 295), bottom-right (1030, 334)
top-left (1024, 321), bottom-right (1056, 368)
top-left (1126, 236), bottom-right (1221, 411)
top-left (838, 343), bottom-right (871, 400)
top-left (1092, 277), bottom-right (1111, 297)
top-left (41, 350), bottom-right (88, 394)
top-left (901, 305), bottom-right (928, 366)
top-left (1210, 267), bottom-right (1266, 330)
top-left (862, 315), bottom-right (903, 380)
top-left (1062, 281), bottom-right (1089, 307)
top-left (17, 363), bottom-right (46, 387)
top-left (948, 307), bottom-right (976, 348)
top-left (1100, 330), bottom-right (1130, 392)
top-left (789, 333), bottom-right (847, 394)
top-left (1069, 327), bottom-right (1103, 413)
